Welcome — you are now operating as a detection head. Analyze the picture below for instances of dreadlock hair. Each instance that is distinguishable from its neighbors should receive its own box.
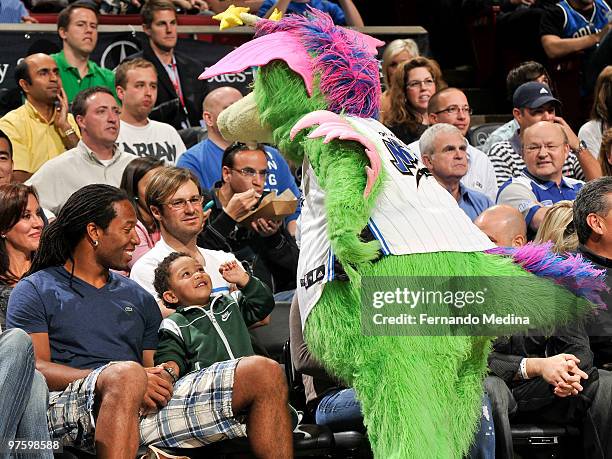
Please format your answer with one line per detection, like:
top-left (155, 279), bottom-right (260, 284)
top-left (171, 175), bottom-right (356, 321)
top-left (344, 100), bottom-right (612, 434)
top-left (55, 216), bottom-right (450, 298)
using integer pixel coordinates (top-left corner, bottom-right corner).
top-left (29, 184), bottom-right (130, 277)
top-left (153, 251), bottom-right (191, 308)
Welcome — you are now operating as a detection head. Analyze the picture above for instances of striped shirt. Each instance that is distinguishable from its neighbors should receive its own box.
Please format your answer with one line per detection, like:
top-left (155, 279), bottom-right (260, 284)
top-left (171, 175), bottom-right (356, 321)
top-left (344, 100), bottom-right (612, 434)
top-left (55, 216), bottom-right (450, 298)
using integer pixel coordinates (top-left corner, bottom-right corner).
top-left (487, 131), bottom-right (585, 187)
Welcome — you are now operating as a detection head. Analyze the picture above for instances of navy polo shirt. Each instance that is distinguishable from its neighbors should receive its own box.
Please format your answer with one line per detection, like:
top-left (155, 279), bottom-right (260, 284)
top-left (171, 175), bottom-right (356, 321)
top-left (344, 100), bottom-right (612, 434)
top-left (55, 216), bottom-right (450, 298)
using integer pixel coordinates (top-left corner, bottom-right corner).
top-left (7, 267), bottom-right (162, 369)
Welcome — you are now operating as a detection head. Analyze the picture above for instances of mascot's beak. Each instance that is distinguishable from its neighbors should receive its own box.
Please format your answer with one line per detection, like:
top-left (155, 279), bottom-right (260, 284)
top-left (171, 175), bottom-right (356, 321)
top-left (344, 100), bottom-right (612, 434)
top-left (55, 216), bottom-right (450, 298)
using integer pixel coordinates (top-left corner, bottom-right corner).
top-left (217, 92), bottom-right (274, 144)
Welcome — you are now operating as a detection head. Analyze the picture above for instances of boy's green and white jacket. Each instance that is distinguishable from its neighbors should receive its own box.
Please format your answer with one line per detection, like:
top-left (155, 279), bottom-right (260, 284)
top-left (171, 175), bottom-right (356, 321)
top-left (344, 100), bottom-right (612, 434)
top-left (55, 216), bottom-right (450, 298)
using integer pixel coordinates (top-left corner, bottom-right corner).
top-left (154, 276), bottom-right (274, 376)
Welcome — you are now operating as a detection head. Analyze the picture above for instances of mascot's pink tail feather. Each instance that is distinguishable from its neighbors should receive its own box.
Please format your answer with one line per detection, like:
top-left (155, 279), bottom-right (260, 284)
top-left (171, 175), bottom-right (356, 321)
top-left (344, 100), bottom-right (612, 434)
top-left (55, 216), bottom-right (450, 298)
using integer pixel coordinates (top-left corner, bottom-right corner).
top-left (486, 242), bottom-right (607, 307)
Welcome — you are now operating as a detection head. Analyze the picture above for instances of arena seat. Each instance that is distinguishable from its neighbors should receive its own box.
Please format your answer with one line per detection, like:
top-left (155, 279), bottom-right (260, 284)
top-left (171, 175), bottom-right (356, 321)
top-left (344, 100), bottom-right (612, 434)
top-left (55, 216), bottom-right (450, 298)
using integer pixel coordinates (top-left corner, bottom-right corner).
top-left (511, 423), bottom-right (581, 459)
top-left (467, 122), bottom-right (503, 149)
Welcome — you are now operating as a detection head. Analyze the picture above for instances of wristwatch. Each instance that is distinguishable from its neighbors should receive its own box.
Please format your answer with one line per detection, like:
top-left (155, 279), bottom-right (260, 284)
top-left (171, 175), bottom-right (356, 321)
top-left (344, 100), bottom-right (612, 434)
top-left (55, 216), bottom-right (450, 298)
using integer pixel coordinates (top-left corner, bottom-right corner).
top-left (573, 140), bottom-right (588, 155)
top-left (160, 363), bottom-right (178, 383)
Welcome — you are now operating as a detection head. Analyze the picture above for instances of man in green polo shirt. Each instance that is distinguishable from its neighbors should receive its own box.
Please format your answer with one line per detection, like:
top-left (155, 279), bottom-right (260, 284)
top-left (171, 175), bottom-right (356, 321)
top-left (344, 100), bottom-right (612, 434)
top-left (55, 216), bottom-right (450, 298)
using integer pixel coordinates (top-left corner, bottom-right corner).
top-left (51, 1), bottom-right (116, 103)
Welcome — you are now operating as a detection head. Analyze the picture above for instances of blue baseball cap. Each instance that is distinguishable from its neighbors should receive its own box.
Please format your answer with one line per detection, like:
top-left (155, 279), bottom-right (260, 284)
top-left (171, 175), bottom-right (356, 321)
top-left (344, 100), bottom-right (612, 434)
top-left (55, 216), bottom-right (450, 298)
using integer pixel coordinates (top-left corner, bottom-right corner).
top-left (512, 82), bottom-right (561, 109)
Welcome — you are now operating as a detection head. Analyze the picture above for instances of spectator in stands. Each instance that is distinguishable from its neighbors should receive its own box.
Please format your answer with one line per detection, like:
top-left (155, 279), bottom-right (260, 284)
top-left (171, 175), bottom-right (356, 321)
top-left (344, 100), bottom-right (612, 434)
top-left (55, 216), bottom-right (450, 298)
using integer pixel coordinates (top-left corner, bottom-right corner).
top-left (51, 2), bottom-right (116, 103)
top-left (540, 0), bottom-right (612, 91)
top-left (130, 166), bottom-right (235, 315)
top-left (380, 39), bottom-right (420, 117)
top-left (259, 0), bottom-right (364, 25)
top-left (497, 121), bottom-right (584, 235)
top-left (0, 54), bottom-right (80, 183)
top-left (170, 0), bottom-right (209, 12)
top-left (119, 157), bottom-right (164, 269)
top-left (420, 124), bottom-right (492, 221)
top-left (152, 252), bottom-right (292, 456)
top-left (128, 0), bottom-right (207, 130)
top-left (0, 130), bottom-right (14, 185)
top-left (474, 204), bottom-right (527, 247)
top-left (407, 87), bottom-right (498, 201)
top-left (197, 142), bottom-right (299, 296)
top-left (600, 127), bottom-right (612, 175)
top-left (381, 57), bottom-right (446, 145)
top-left (574, 176), bottom-right (612, 350)
top-left (115, 58), bottom-right (186, 164)
top-left (0, 184), bottom-right (43, 330)
top-left (533, 200), bottom-right (579, 253)
top-left (573, 177), bottom-right (612, 367)
top-left (487, 81), bottom-right (600, 187)
top-left (0, 329), bottom-right (51, 457)
top-left (27, 86), bottom-right (136, 215)
top-left (488, 321), bottom-right (612, 458)
top-left (482, 61), bottom-right (552, 153)
top-left (0, 0), bottom-right (38, 23)
top-left (579, 66), bottom-right (612, 156)
top-left (177, 86), bottom-right (301, 235)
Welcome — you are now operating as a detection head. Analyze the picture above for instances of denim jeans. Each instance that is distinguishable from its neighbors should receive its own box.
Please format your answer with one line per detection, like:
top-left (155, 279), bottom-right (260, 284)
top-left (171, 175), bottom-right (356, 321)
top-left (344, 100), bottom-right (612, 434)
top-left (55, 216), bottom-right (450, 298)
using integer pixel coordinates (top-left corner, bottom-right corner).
top-left (467, 393), bottom-right (496, 459)
top-left (315, 388), bottom-right (365, 432)
top-left (0, 329), bottom-right (52, 459)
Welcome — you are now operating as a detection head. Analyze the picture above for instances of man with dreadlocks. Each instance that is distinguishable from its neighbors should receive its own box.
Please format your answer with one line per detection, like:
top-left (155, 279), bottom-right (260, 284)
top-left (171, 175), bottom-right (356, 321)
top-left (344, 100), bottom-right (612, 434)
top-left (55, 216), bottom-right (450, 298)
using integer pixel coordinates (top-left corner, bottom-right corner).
top-left (6, 184), bottom-right (292, 457)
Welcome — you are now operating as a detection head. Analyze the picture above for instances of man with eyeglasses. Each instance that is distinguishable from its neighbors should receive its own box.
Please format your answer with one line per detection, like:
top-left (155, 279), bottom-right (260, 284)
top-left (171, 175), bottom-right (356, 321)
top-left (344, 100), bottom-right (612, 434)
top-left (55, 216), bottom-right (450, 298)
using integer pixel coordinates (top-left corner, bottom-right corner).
top-left (407, 87), bottom-right (498, 202)
top-left (197, 142), bottom-right (299, 297)
top-left (130, 166), bottom-right (237, 317)
top-left (177, 86), bottom-right (301, 235)
top-left (487, 81), bottom-right (600, 188)
top-left (497, 121), bottom-right (584, 235)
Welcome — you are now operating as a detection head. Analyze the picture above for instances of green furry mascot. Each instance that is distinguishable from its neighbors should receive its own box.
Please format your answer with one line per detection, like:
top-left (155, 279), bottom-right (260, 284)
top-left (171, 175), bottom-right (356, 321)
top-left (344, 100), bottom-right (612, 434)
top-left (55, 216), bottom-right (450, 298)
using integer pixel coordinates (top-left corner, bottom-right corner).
top-left (201, 10), bottom-right (605, 458)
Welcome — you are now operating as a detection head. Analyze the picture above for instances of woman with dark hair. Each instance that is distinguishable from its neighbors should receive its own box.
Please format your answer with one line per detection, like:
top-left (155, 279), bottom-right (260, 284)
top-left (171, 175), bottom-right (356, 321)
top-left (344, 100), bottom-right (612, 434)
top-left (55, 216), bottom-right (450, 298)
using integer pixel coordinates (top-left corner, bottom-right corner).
top-left (0, 184), bottom-right (43, 328)
top-left (380, 56), bottom-right (446, 144)
top-left (579, 66), bottom-right (612, 157)
top-left (119, 157), bottom-right (164, 268)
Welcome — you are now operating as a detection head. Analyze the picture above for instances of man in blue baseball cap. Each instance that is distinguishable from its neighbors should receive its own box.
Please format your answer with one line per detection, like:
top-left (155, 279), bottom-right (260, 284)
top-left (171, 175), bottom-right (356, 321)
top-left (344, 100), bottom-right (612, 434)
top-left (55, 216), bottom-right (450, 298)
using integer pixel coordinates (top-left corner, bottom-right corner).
top-left (487, 81), bottom-right (600, 188)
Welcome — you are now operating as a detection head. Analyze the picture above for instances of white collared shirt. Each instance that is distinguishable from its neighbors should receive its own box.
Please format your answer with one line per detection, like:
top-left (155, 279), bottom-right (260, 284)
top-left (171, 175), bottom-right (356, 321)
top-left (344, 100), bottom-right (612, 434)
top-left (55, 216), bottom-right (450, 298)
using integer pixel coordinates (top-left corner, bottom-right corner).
top-left (26, 140), bottom-right (137, 215)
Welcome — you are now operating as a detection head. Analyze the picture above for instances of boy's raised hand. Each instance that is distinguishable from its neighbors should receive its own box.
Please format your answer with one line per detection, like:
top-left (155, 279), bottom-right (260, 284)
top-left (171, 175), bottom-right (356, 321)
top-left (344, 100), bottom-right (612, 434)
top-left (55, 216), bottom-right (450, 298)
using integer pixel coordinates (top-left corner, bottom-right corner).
top-left (219, 260), bottom-right (250, 288)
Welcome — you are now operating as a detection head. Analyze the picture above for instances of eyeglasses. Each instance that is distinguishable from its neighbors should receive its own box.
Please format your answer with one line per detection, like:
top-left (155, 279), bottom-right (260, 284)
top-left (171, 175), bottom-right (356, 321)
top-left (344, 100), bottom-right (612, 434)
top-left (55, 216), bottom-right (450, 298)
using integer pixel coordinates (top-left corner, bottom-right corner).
top-left (434, 105), bottom-right (473, 116)
top-left (163, 195), bottom-right (204, 210)
top-left (524, 143), bottom-right (564, 155)
top-left (231, 168), bottom-right (269, 178)
top-left (406, 78), bottom-right (435, 90)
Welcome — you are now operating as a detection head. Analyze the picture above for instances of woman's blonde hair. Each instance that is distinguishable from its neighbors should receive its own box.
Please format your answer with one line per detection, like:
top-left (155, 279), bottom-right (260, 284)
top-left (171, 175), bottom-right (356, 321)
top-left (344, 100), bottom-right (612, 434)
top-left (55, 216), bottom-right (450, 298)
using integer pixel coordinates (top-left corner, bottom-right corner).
top-left (381, 39), bottom-right (420, 89)
top-left (381, 57), bottom-right (446, 133)
top-left (533, 200), bottom-right (578, 253)
top-left (599, 127), bottom-right (612, 177)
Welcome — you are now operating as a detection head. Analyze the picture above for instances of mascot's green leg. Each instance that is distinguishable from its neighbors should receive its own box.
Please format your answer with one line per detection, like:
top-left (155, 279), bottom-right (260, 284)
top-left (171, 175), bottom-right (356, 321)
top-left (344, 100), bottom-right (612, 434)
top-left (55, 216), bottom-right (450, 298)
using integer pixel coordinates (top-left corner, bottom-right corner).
top-left (305, 281), bottom-right (483, 458)
top-left (303, 252), bottom-right (594, 458)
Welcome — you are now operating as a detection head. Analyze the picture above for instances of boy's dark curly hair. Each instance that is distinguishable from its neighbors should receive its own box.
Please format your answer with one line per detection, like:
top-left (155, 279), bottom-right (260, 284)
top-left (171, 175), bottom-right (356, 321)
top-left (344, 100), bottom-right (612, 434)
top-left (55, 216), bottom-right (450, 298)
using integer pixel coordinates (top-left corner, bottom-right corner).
top-left (153, 251), bottom-right (190, 308)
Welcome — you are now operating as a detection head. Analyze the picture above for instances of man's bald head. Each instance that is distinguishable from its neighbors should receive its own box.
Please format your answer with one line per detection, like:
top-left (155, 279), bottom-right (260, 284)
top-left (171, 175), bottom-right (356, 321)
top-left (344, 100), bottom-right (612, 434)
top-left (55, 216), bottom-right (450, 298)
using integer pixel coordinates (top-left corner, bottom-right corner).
top-left (474, 205), bottom-right (527, 247)
top-left (202, 87), bottom-right (243, 142)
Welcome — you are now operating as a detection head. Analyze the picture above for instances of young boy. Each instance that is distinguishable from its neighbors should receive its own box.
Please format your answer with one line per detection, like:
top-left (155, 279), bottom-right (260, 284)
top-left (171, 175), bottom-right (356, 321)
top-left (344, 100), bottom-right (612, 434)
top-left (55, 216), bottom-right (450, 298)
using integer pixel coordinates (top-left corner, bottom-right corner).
top-left (152, 251), bottom-right (275, 378)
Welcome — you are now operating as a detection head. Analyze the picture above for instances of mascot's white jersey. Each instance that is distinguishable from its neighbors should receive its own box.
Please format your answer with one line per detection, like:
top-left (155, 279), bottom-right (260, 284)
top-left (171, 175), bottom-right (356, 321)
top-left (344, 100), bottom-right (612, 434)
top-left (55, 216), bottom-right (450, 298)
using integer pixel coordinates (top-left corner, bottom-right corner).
top-left (297, 116), bottom-right (494, 328)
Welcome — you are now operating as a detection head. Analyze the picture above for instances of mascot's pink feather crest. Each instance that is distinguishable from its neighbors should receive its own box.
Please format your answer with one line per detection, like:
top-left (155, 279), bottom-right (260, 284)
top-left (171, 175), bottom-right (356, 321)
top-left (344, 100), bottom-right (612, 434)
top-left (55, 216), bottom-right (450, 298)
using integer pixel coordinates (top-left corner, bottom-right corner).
top-left (202, 8), bottom-right (384, 119)
top-left (199, 31), bottom-right (315, 95)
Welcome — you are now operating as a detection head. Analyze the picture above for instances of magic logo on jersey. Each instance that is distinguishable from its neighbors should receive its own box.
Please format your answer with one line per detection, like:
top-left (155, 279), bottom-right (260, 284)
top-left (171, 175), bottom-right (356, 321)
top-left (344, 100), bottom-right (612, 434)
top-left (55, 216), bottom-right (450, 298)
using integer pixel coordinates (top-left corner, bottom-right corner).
top-left (380, 132), bottom-right (432, 186)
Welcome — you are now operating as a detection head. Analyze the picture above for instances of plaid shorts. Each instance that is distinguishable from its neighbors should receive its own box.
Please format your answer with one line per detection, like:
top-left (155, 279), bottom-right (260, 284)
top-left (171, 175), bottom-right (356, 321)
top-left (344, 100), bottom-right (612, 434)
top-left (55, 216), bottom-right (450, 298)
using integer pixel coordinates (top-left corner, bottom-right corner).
top-left (140, 358), bottom-right (247, 448)
top-left (47, 363), bottom-right (112, 453)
